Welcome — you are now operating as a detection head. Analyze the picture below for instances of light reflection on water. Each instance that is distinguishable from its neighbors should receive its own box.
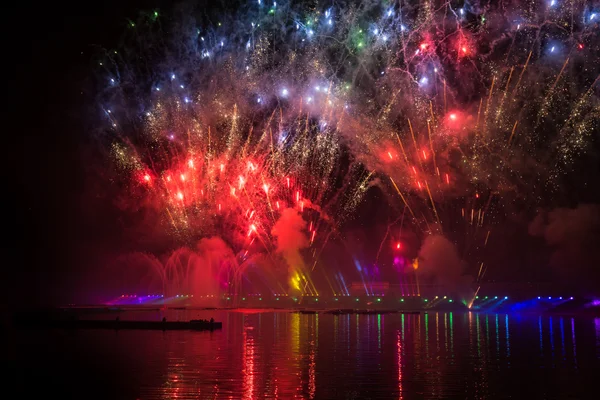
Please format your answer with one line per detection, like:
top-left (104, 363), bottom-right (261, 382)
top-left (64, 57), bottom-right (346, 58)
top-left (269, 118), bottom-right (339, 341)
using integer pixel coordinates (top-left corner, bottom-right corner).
top-left (12, 311), bottom-right (600, 399)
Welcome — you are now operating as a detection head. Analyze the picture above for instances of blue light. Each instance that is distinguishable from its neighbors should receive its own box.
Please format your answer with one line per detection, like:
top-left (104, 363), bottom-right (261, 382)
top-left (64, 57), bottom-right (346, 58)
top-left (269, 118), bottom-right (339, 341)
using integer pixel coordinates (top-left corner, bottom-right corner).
top-left (548, 296), bottom-right (552, 299)
top-left (110, 78), bottom-right (115, 84)
top-left (559, 297), bottom-right (563, 300)
top-left (184, 97), bottom-right (190, 103)
top-left (400, 25), bottom-right (406, 32)
top-left (387, 9), bottom-right (393, 17)
top-left (419, 77), bottom-right (429, 85)
top-left (328, 19), bottom-right (332, 25)
top-left (460, 8), bottom-right (464, 15)
top-left (504, 296), bottom-right (508, 300)
top-left (373, 28), bottom-right (379, 35)
top-left (180, 85), bottom-right (184, 89)
top-left (281, 88), bottom-right (289, 96)
top-left (382, 34), bottom-right (388, 41)
top-left (550, 46), bottom-right (556, 53)
top-left (570, 297), bottom-right (574, 300)
top-left (591, 13), bottom-right (597, 21)
top-left (550, 0), bottom-right (557, 6)
top-left (257, 97), bottom-right (261, 104)
top-left (307, 29), bottom-right (314, 37)
top-left (171, 74), bottom-right (175, 80)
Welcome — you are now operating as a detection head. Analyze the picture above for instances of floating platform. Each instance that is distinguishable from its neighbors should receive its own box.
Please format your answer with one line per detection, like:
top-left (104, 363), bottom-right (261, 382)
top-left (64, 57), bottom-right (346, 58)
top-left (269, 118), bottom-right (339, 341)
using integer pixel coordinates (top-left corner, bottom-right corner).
top-left (14, 317), bottom-right (222, 331)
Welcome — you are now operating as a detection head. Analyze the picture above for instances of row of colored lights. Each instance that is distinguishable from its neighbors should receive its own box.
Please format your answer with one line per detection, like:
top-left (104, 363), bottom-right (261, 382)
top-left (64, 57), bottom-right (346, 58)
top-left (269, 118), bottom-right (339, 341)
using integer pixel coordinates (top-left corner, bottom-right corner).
top-left (120, 294), bottom-right (575, 301)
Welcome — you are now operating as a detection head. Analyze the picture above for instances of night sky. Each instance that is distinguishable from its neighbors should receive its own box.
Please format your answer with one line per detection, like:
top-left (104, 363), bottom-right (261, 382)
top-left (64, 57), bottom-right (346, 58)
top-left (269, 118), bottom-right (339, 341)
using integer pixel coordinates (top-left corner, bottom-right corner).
top-left (7, 1), bottom-right (600, 309)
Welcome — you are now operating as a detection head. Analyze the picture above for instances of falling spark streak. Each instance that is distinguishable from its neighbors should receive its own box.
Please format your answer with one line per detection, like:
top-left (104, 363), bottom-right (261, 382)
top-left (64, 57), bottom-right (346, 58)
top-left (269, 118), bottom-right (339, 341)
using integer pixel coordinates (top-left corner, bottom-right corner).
top-left (390, 177), bottom-right (418, 223)
top-left (484, 230), bottom-right (491, 246)
top-left (477, 262), bottom-right (485, 280)
top-left (483, 76), bottom-right (496, 134)
top-left (395, 132), bottom-right (410, 165)
top-left (425, 181), bottom-right (441, 228)
top-left (496, 66), bottom-right (515, 121)
top-left (508, 120), bottom-right (519, 146)
top-left (512, 50), bottom-right (533, 97)
top-left (541, 57), bottom-right (570, 113)
top-left (427, 121), bottom-right (438, 174)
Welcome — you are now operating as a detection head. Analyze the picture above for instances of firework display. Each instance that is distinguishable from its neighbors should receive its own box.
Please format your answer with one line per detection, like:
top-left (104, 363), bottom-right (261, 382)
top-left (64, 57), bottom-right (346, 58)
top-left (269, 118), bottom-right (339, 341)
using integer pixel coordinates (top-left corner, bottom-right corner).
top-left (96, 1), bottom-right (599, 302)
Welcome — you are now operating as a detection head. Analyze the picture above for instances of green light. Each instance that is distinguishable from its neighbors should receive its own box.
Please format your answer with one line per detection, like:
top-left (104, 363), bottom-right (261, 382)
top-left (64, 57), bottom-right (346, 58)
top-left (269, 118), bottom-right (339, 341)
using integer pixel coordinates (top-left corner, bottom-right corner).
top-left (242, 297), bottom-right (246, 301)
top-left (475, 296), bottom-right (479, 299)
top-left (218, 22), bottom-right (222, 26)
top-left (358, 42), bottom-right (364, 47)
top-left (356, 298), bottom-right (360, 302)
top-left (276, 297), bottom-right (279, 301)
top-left (449, 299), bottom-right (453, 303)
top-left (424, 299), bottom-right (428, 302)
top-left (400, 299), bottom-right (405, 302)
top-left (377, 298), bottom-right (381, 302)
top-left (485, 296), bottom-right (488, 299)
top-left (154, 11), bottom-right (158, 17)
top-left (226, 297), bottom-right (230, 300)
top-left (293, 297), bottom-right (298, 302)
top-left (335, 298), bottom-right (339, 301)
top-left (259, 297), bottom-right (262, 301)
top-left (315, 298), bottom-right (318, 301)
top-left (269, 9), bottom-right (275, 14)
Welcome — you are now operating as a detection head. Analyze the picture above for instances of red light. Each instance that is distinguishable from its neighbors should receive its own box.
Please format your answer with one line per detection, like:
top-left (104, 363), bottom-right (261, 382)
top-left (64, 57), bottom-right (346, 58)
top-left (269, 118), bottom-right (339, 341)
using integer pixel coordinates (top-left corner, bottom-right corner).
top-left (143, 174), bottom-right (151, 182)
top-left (475, 193), bottom-right (479, 198)
top-left (420, 42), bottom-right (428, 50)
top-left (449, 113), bottom-right (457, 120)
top-left (396, 242), bottom-right (401, 250)
top-left (461, 46), bottom-right (467, 53)
top-left (177, 192), bottom-right (184, 200)
top-left (578, 43), bottom-right (584, 50)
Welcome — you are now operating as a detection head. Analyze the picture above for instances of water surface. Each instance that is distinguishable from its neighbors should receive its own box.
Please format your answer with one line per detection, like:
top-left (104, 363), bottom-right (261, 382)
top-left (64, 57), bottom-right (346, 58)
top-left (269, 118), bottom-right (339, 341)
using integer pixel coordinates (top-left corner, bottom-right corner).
top-left (9, 310), bottom-right (600, 399)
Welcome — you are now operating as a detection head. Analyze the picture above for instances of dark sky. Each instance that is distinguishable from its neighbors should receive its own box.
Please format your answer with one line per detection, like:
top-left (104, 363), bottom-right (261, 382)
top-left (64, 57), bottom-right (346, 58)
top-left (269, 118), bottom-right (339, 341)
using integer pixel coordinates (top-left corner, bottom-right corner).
top-left (6, 1), bottom-right (163, 307)
top-left (6, 1), bottom-right (600, 308)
